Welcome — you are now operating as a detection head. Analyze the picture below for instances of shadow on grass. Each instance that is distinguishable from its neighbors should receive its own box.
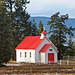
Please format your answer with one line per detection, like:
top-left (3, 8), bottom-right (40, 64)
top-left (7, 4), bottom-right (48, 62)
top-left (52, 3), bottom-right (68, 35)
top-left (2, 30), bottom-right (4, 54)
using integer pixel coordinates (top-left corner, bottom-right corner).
top-left (0, 64), bottom-right (6, 67)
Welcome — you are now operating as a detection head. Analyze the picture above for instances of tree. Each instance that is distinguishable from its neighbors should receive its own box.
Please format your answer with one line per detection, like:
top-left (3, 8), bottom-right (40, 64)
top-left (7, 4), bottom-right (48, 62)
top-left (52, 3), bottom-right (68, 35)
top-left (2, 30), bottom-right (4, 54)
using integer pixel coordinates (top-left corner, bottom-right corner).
top-left (68, 36), bottom-right (73, 55)
top-left (73, 42), bottom-right (75, 56)
top-left (0, 1), bottom-right (11, 65)
top-left (5, 0), bottom-right (31, 60)
top-left (47, 12), bottom-right (75, 59)
top-left (65, 36), bottom-right (74, 56)
top-left (37, 20), bottom-right (43, 35)
top-left (31, 19), bottom-right (37, 36)
top-left (6, 0), bottom-right (31, 38)
top-left (0, 0), bottom-right (2, 6)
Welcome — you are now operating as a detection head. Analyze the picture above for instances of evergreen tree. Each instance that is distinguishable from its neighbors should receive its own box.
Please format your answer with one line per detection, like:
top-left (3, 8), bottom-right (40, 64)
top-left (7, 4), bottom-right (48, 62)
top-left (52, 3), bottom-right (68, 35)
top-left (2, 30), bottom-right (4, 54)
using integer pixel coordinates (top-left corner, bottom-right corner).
top-left (47, 12), bottom-right (75, 59)
top-left (31, 19), bottom-right (37, 36)
top-left (5, 0), bottom-right (31, 60)
top-left (65, 36), bottom-right (74, 56)
top-left (12, 0), bottom-right (31, 42)
top-left (0, 1), bottom-right (11, 65)
top-left (73, 42), bottom-right (75, 56)
top-left (6, 0), bottom-right (31, 39)
top-left (37, 20), bottom-right (43, 35)
top-left (5, 0), bottom-right (17, 60)
top-left (0, 0), bottom-right (2, 5)
top-left (68, 36), bottom-right (73, 56)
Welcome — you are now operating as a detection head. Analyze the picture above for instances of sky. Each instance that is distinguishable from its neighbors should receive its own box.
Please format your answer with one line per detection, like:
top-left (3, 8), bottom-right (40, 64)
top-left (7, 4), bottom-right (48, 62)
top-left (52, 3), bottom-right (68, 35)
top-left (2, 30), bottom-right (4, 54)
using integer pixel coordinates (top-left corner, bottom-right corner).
top-left (27, 0), bottom-right (75, 18)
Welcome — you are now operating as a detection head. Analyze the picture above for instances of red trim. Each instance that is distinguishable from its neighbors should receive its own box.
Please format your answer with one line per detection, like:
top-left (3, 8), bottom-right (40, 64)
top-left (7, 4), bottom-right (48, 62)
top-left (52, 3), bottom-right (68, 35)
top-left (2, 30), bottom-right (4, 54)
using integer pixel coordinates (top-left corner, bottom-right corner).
top-left (40, 31), bottom-right (48, 34)
top-left (39, 44), bottom-right (51, 52)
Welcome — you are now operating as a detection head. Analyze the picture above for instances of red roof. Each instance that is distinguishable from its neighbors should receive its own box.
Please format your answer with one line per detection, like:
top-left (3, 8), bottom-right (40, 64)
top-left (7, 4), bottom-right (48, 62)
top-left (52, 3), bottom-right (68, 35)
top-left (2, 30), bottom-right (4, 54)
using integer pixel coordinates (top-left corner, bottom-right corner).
top-left (15, 36), bottom-right (45, 49)
top-left (40, 31), bottom-right (48, 34)
top-left (40, 44), bottom-right (51, 52)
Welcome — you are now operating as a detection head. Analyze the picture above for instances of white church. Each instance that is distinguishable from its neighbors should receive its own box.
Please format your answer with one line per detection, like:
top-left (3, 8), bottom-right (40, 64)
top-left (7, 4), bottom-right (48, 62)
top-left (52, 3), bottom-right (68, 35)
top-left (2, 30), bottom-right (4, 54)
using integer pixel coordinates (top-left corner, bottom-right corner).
top-left (15, 31), bottom-right (58, 64)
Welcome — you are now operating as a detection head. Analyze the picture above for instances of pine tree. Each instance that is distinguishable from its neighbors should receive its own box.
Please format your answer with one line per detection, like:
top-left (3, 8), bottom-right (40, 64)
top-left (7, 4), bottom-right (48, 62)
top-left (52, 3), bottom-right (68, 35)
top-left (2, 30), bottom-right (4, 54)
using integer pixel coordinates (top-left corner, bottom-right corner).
top-left (31, 19), bottom-right (37, 36)
top-left (12, 0), bottom-right (32, 41)
top-left (65, 36), bottom-right (74, 56)
top-left (0, 1), bottom-right (11, 65)
top-left (5, 0), bottom-right (16, 60)
top-left (47, 12), bottom-right (75, 59)
top-left (37, 20), bottom-right (43, 35)
top-left (7, 0), bottom-right (31, 38)
top-left (68, 36), bottom-right (73, 56)
top-left (73, 42), bottom-right (75, 56)
top-left (5, 0), bottom-right (32, 60)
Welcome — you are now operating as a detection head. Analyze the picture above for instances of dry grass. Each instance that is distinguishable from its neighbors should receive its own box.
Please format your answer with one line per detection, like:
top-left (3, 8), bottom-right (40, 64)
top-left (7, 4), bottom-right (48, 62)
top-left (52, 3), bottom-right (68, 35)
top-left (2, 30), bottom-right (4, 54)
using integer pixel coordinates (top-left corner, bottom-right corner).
top-left (8, 60), bottom-right (16, 63)
top-left (0, 64), bottom-right (75, 74)
top-left (0, 60), bottom-right (75, 74)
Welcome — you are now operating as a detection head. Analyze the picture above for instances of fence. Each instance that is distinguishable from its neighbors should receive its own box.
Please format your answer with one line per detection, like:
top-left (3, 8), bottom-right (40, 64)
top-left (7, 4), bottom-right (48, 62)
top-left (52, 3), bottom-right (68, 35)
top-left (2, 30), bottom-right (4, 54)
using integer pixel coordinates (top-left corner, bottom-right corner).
top-left (63, 56), bottom-right (75, 60)
top-left (1, 61), bottom-right (75, 74)
top-left (58, 60), bottom-right (75, 65)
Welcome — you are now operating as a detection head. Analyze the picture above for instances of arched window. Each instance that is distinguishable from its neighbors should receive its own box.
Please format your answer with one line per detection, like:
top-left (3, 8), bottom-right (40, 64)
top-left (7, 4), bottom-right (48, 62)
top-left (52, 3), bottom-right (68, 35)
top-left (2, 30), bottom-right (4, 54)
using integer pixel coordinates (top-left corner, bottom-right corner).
top-left (30, 52), bottom-right (31, 58)
top-left (25, 52), bottom-right (26, 57)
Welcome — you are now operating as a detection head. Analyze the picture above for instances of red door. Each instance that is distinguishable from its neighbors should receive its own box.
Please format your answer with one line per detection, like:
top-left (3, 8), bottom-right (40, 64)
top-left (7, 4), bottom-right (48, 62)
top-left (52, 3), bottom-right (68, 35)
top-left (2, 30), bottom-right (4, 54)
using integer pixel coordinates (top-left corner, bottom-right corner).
top-left (48, 53), bottom-right (54, 63)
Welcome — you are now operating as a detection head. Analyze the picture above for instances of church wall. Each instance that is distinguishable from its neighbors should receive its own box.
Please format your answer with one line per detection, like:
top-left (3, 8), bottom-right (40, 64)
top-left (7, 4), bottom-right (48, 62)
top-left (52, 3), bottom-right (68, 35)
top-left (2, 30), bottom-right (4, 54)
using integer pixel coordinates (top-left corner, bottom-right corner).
top-left (35, 38), bottom-right (50, 63)
top-left (16, 49), bottom-right (35, 63)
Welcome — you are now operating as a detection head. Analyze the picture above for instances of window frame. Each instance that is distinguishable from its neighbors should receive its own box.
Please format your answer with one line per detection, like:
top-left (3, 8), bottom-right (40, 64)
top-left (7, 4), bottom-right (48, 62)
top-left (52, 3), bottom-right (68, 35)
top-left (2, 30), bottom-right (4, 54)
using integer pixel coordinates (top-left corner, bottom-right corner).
top-left (25, 52), bottom-right (26, 58)
top-left (30, 52), bottom-right (31, 58)
top-left (20, 52), bottom-right (22, 57)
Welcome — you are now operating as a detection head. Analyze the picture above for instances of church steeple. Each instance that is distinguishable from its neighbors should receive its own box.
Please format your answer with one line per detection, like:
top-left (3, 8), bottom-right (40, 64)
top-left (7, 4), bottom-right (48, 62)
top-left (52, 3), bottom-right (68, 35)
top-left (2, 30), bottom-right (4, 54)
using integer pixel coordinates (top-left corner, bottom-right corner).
top-left (40, 31), bottom-right (48, 39)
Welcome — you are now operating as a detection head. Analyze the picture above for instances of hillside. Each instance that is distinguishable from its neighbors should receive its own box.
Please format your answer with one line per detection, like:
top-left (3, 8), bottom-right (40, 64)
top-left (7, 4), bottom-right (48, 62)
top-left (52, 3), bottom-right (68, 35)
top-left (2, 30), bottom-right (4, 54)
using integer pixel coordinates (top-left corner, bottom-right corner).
top-left (30, 17), bottom-right (75, 30)
top-left (30, 17), bottom-right (75, 40)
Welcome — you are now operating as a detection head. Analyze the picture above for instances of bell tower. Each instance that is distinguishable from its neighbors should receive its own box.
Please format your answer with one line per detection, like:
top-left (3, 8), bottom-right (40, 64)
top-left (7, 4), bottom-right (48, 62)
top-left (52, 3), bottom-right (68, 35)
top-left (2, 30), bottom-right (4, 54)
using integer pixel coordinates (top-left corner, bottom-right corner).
top-left (40, 31), bottom-right (48, 39)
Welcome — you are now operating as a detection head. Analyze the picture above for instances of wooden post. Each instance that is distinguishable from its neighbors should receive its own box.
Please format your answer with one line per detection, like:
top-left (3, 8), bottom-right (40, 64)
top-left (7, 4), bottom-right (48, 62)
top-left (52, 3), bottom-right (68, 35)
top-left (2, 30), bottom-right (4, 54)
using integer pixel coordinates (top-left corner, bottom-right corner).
top-left (67, 60), bottom-right (69, 65)
top-left (68, 55), bottom-right (69, 59)
top-left (60, 60), bottom-right (62, 65)
top-left (10, 55), bottom-right (12, 61)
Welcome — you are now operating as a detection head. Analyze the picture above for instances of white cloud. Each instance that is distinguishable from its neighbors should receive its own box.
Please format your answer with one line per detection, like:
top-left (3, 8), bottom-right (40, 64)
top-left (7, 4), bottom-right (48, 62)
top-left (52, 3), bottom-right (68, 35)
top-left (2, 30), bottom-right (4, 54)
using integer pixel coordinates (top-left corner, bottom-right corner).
top-left (27, 0), bottom-right (75, 18)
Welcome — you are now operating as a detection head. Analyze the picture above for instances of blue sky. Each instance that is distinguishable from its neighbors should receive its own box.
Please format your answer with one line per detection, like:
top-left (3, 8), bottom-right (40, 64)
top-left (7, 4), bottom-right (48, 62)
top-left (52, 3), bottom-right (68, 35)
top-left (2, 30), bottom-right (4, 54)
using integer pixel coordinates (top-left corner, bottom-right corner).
top-left (27, 0), bottom-right (75, 18)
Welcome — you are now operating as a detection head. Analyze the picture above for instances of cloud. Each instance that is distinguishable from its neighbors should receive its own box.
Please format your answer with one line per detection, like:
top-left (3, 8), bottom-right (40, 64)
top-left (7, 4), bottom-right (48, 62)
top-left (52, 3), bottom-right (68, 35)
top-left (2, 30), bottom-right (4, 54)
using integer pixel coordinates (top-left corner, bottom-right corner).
top-left (27, 0), bottom-right (75, 18)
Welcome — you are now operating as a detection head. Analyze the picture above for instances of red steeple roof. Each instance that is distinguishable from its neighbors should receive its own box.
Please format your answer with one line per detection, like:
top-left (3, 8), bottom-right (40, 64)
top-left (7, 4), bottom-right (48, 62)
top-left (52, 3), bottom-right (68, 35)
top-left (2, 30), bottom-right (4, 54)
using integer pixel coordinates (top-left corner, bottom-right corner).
top-left (40, 44), bottom-right (51, 52)
top-left (15, 36), bottom-right (46, 49)
top-left (40, 31), bottom-right (48, 34)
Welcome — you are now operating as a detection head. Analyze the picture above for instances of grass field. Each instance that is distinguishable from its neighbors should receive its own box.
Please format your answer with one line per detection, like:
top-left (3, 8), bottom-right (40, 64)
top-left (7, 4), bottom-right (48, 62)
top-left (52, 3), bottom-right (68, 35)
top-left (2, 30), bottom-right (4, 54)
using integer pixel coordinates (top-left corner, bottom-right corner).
top-left (0, 60), bottom-right (75, 75)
